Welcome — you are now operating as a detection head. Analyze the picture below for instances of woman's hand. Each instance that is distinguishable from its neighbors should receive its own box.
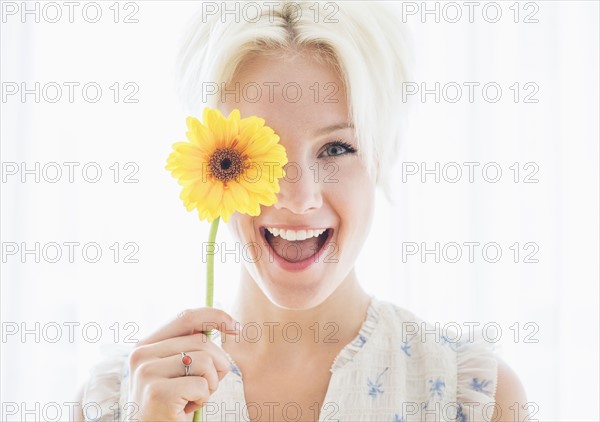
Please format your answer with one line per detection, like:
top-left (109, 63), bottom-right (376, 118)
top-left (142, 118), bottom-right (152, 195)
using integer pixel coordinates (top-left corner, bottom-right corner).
top-left (128, 308), bottom-right (239, 422)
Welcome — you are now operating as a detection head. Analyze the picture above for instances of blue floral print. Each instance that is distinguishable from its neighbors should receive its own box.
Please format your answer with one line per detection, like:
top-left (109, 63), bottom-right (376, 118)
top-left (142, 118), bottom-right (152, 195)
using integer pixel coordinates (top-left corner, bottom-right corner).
top-left (469, 377), bottom-right (493, 396)
top-left (400, 340), bottom-right (412, 356)
top-left (367, 367), bottom-right (390, 397)
top-left (428, 376), bottom-right (446, 400)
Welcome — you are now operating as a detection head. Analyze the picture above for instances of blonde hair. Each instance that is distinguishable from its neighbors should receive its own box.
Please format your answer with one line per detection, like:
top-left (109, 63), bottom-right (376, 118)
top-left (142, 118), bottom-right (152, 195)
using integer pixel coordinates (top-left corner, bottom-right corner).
top-left (177, 1), bottom-right (412, 199)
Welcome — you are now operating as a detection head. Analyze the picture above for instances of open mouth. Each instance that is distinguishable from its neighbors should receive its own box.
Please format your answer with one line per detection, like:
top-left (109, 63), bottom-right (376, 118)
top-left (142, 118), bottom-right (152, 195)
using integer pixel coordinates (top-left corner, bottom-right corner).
top-left (260, 227), bottom-right (333, 264)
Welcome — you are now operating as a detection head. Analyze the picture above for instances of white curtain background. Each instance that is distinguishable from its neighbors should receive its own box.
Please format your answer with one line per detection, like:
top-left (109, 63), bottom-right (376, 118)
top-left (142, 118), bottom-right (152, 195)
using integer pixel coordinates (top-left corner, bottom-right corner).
top-left (1, 1), bottom-right (598, 421)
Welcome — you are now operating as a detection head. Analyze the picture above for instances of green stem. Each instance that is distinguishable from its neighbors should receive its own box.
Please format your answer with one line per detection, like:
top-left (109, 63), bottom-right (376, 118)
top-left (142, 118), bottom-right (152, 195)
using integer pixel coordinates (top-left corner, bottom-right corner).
top-left (193, 217), bottom-right (220, 422)
top-left (205, 217), bottom-right (220, 308)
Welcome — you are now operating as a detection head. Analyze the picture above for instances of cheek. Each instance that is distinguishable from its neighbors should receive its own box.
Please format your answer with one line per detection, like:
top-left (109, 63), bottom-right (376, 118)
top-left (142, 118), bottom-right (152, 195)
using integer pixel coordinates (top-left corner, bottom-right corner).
top-left (228, 214), bottom-right (254, 244)
top-left (323, 162), bottom-right (376, 260)
top-left (327, 160), bottom-right (376, 217)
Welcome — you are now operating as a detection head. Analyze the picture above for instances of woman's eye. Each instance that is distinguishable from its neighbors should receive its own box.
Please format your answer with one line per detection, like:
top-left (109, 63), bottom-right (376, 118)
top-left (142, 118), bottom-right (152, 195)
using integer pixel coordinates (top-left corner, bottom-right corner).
top-left (326, 145), bottom-right (346, 156)
top-left (320, 141), bottom-right (357, 158)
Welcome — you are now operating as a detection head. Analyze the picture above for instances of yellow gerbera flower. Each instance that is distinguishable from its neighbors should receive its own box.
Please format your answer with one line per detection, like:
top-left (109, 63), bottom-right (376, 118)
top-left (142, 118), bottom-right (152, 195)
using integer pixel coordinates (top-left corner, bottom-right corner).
top-left (166, 107), bottom-right (288, 222)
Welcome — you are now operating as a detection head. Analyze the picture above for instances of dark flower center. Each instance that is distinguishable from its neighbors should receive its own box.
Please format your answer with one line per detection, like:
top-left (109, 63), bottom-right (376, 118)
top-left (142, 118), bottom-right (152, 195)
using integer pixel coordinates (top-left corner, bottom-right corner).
top-left (209, 147), bottom-right (244, 182)
top-left (221, 158), bottom-right (232, 170)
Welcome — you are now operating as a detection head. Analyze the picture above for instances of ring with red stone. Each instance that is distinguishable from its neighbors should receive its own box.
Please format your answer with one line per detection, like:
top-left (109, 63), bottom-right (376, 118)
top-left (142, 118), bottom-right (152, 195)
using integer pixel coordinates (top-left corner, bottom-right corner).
top-left (181, 352), bottom-right (192, 376)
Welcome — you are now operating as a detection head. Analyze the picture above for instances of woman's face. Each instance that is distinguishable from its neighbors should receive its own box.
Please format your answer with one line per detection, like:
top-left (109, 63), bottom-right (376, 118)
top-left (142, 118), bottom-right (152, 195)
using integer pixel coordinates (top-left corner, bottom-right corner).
top-left (221, 50), bottom-right (376, 310)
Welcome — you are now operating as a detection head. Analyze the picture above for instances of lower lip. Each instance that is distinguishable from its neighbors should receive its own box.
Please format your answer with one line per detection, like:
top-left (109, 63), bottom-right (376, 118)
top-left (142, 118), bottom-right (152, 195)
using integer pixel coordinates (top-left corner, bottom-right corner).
top-left (262, 229), bottom-right (334, 272)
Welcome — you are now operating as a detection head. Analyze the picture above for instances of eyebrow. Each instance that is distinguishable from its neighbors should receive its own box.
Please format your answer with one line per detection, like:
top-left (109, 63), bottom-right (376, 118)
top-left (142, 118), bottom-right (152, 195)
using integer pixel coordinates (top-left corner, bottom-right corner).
top-left (313, 123), bottom-right (354, 137)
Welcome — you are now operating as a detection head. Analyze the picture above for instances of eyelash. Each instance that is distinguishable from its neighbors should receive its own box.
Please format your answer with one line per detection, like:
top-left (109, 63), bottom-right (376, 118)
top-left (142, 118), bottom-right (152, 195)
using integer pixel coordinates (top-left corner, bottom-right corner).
top-left (319, 140), bottom-right (358, 158)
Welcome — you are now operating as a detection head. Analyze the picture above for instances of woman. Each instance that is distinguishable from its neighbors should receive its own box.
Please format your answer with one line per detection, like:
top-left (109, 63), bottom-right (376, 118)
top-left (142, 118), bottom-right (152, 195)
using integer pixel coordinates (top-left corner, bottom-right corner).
top-left (76, 2), bottom-right (527, 421)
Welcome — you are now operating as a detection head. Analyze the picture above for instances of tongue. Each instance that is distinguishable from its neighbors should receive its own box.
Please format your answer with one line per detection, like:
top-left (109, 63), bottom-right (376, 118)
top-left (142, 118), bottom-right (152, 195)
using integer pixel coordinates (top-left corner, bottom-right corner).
top-left (270, 236), bottom-right (320, 263)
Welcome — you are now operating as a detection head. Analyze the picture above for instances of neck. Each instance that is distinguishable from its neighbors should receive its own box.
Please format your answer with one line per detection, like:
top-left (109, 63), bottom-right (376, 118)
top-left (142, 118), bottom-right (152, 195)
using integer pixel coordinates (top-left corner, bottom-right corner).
top-left (223, 267), bottom-right (372, 357)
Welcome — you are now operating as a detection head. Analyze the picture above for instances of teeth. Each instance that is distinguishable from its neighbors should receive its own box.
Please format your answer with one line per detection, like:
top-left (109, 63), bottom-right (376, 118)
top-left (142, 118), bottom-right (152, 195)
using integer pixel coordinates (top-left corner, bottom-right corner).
top-left (266, 227), bottom-right (327, 241)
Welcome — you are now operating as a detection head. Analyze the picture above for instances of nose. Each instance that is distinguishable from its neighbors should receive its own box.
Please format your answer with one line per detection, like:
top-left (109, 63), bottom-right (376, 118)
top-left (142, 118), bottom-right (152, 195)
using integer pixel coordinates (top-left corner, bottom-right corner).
top-left (274, 161), bottom-right (323, 214)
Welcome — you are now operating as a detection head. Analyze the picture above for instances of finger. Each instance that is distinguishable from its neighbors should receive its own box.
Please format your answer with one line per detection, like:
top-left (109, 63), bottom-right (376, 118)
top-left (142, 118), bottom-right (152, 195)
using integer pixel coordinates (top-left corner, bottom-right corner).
top-left (144, 377), bottom-right (212, 418)
top-left (138, 307), bottom-right (239, 346)
top-left (131, 332), bottom-right (231, 375)
top-left (179, 376), bottom-right (216, 414)
top-left (181, 377), bottom-right (214, 414)
top-left (136, 351), bottom-right (220, 393)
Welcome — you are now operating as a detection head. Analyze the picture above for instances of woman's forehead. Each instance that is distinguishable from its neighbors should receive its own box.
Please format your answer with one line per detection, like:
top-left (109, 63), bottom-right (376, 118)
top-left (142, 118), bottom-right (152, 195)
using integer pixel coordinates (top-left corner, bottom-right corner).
top-left (232, 51), bottom-right (345, 88)
top-left (221, 53), bottom-right (350, 129)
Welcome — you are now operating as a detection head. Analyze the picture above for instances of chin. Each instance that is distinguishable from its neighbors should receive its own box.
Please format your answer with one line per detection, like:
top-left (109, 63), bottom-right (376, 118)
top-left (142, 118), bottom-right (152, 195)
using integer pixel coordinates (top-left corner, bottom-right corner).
top-left (253, 269), bottom-right (339, 310)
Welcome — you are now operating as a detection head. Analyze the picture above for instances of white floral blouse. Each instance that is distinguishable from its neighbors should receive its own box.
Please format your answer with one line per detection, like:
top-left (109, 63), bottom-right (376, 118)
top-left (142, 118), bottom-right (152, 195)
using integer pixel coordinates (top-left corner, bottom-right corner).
top-left (82, 297), bottom-right (498, 421)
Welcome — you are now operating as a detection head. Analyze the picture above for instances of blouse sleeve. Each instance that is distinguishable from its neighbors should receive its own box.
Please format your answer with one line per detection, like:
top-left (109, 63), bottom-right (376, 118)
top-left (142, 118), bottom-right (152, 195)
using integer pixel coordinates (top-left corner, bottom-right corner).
top-left (81, 345), bottom-right (132, 422)
top-left (455, 332), bottom-right (499, 422)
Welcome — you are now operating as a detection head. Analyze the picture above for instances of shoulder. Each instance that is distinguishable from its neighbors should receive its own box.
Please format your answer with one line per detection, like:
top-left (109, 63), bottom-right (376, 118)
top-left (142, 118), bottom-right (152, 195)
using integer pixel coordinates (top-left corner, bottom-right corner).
top-left (374, 298), bottom-right (529, 419)
top-left (371, 299), bottom-right (501, 409)
top-left (371, 299), bottom-right (474, 375)
top-left (493, 357), bottom-right (528, 421)
top-left (370, 298), bottom-right (458, 347)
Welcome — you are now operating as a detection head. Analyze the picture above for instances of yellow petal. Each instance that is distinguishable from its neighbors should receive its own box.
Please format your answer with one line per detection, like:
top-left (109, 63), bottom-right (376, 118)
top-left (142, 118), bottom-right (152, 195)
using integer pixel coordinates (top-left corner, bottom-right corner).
top-left (224, 109), bottom-right (241, 146)
top-left (229, 181), bottom-right (251, 207)
top-left (202, 181), bottom-right (224, 215)
top-left (221, 189), bottom-right (240, 220)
